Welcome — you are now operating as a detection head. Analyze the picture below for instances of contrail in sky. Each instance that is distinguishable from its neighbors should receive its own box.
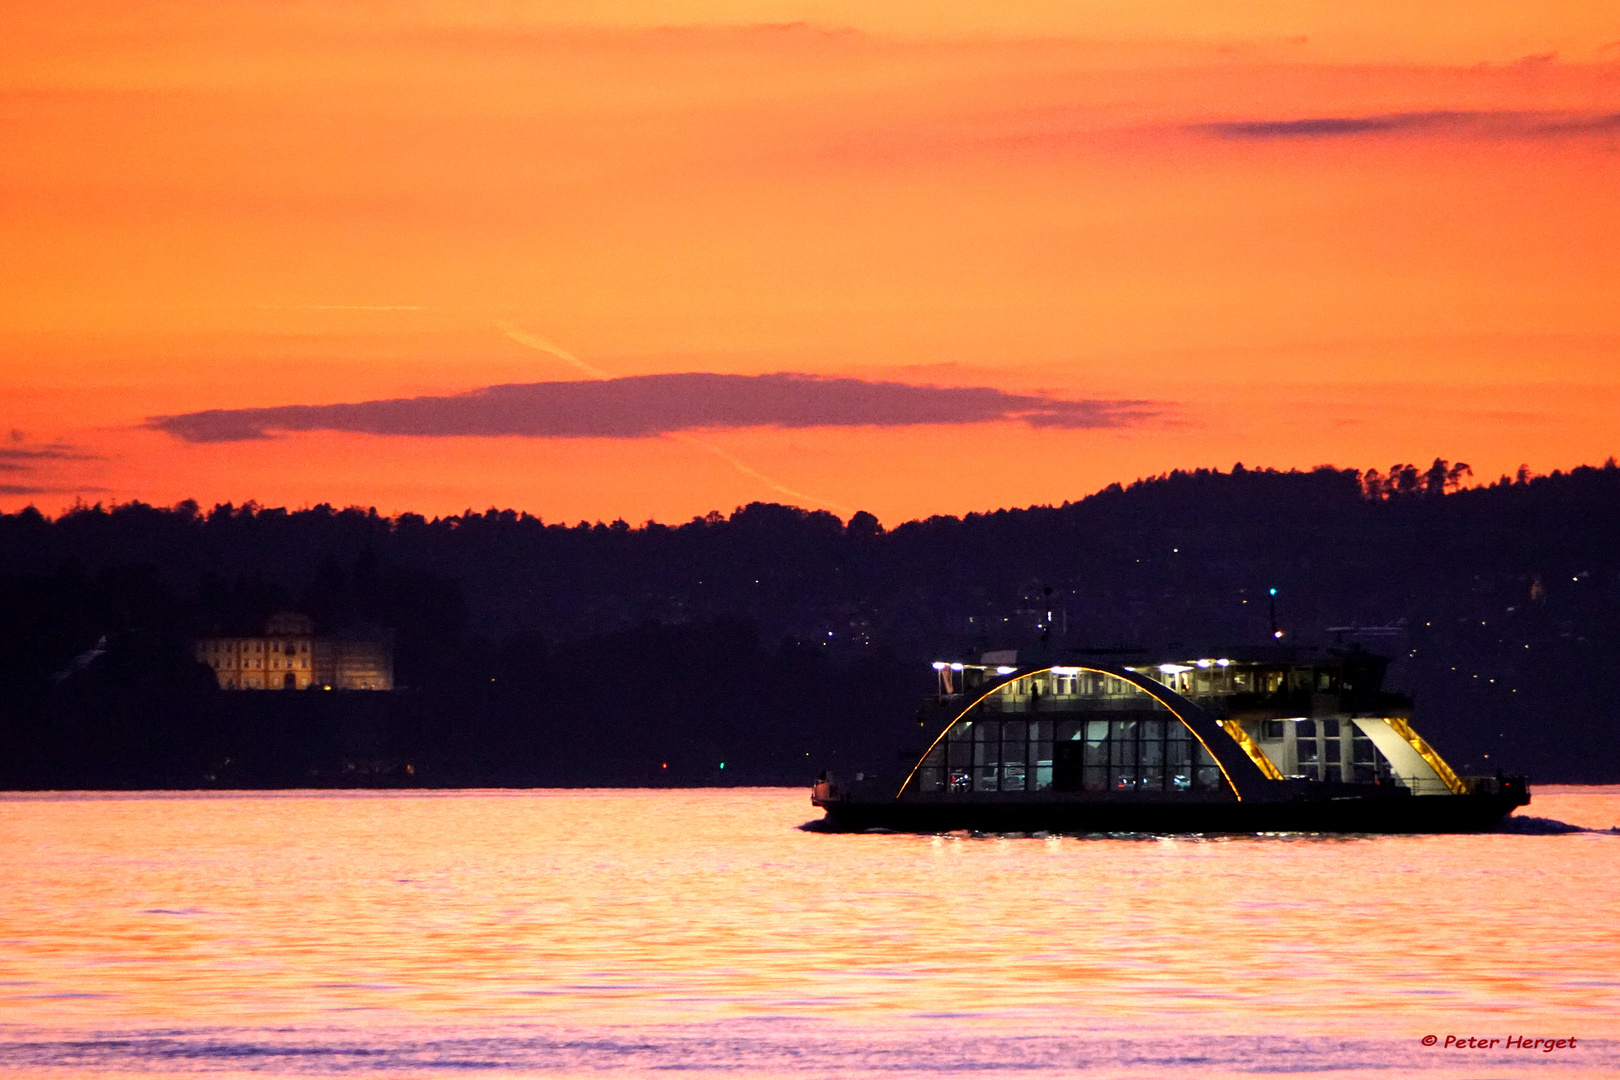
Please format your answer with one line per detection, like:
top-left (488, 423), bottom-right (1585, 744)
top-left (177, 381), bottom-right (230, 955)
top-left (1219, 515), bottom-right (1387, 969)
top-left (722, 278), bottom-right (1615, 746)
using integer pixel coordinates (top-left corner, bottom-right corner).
top-left (497, 322), bottom-right (854, 515)
top-left (498, 322), bottom-right (613, 379)
top-left (668, 432), bottom-right (855, 515)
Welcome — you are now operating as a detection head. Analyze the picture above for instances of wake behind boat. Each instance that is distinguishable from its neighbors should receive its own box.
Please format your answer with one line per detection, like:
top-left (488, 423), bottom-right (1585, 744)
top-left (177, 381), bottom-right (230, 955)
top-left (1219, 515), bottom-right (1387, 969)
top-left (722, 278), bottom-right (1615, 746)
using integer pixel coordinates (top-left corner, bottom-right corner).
top-left (811, 646), bottom-right (1528, 834)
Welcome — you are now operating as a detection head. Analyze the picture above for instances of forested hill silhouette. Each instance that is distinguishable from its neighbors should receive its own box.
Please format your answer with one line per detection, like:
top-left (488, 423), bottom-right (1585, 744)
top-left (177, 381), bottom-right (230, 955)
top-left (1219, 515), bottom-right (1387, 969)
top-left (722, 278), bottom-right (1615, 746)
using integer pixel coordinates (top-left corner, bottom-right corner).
top-left (2, 459), bottom-right (1617, 788)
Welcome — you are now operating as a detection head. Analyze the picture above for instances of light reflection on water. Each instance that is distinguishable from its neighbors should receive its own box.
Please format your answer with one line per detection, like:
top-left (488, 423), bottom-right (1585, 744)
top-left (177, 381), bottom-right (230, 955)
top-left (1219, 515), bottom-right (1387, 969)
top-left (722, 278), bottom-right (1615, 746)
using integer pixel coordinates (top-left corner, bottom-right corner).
top-left (1, 787), bottom-right (1616, 1077)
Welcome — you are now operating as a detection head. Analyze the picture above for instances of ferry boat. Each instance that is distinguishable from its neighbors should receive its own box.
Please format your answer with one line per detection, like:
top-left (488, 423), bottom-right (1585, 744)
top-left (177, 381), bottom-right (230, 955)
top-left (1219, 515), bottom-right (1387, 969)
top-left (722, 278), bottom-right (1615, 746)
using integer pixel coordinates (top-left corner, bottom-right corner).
top-left (810, 647), bottom-right (1529, 833)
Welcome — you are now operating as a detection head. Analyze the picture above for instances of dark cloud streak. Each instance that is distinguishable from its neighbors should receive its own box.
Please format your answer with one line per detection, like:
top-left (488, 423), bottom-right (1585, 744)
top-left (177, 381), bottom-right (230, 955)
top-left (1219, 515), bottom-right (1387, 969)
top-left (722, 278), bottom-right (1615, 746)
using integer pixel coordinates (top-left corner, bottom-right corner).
top-left (0, 442), bottom-right (96, 473)
top-left (1196, 109), bottom-right (1620, 141)
top-left (149, 373), bottom-right (1157, 443)
top-left (0, 483), bottom-right (109, 496)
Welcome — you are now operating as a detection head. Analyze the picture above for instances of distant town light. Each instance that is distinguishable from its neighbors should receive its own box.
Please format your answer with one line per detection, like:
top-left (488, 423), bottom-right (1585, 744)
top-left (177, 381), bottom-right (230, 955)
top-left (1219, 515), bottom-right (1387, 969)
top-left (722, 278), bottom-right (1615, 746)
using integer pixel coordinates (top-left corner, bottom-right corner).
top-left (1273, 630), bottom-right (1285, 639)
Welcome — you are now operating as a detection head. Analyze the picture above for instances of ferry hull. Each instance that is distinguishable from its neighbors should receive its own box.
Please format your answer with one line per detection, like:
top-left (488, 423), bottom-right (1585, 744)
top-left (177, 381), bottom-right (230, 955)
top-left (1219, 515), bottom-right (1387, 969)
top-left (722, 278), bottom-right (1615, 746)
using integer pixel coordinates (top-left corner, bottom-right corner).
top-left (810, 788), bottom-right (1528, 835)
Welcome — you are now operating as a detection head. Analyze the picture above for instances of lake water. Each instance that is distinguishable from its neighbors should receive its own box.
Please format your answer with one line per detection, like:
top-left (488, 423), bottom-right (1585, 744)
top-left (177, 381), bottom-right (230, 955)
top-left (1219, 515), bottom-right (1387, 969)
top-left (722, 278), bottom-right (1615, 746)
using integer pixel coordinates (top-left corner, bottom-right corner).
top-left (2, 787), bottom-right (1617, 1078)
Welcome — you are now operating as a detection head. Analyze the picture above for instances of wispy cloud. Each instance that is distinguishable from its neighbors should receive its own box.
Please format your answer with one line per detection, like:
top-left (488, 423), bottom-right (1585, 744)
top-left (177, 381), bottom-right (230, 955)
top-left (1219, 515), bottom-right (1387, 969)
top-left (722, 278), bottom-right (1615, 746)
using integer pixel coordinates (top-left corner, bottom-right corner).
top-left (148, 374), bottom-right (1156, 443)
top-left (0, 483), bottom-right (109, 496)
top-left (1195, 109), bottom-right (1620, 141)
top-left (0, 437), bottom-right (97, 473)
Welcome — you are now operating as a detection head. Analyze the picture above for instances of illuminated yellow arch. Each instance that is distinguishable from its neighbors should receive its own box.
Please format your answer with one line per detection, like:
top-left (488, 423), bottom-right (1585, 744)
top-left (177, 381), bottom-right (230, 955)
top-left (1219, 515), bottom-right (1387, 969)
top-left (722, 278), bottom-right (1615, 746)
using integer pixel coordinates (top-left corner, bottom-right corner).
top-left (897, 664), bottom-right (1281, 801)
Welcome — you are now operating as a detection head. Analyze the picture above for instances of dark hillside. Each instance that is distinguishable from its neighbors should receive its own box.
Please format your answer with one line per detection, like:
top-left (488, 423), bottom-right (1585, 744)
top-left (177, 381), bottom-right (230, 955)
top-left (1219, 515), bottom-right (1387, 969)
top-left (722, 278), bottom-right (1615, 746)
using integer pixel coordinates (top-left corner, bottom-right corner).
top-left (2, 459), bottom-right (1616, 787)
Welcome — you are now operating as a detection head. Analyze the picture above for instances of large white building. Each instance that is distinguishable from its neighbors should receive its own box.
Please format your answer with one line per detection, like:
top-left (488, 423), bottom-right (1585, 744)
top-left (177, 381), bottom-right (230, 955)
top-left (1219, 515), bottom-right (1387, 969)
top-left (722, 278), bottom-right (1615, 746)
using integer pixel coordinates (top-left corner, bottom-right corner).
top-left (194, 613), bottom-right (393, 691)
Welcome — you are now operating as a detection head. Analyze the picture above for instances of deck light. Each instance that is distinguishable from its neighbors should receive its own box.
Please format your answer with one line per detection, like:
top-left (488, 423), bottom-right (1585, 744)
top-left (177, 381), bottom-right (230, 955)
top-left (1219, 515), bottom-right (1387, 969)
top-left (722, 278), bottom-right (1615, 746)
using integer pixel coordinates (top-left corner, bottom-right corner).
top-left (950, 662), bottom-right (964, 671)
top-left (995, 666), bottom-right (1017, 675)
top-left (1196, 659), bottom-right (1212, 668)
top-left (1158, 663), bottom-right (1192, 674)
top-left (932, 661), bottom-right (947, 670)
top-left (1049, 666), bottom-right (1080, 675)
top-left (1217, 659), bottom-right (1231, 667)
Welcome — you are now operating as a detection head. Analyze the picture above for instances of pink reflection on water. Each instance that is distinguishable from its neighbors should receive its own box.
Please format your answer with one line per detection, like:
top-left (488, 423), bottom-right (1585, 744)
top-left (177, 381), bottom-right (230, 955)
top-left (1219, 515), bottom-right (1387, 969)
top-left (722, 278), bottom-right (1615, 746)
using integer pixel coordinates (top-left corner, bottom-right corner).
top-left (0, 787), bottom-right (1616, 1077)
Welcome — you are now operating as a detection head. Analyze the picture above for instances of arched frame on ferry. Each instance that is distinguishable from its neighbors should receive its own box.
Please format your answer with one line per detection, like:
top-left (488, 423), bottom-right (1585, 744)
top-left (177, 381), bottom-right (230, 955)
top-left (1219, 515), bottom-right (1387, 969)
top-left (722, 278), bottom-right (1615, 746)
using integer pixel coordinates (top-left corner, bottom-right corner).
top-left (899, 664), bottom-right (1280, 802)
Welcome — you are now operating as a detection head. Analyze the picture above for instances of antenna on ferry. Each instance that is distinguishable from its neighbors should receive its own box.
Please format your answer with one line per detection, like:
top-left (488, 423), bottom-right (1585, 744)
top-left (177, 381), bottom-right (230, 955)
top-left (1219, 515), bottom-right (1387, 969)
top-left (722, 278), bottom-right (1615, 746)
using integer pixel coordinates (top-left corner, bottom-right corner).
top-left (1269, 587), bottom-right (1281, 639)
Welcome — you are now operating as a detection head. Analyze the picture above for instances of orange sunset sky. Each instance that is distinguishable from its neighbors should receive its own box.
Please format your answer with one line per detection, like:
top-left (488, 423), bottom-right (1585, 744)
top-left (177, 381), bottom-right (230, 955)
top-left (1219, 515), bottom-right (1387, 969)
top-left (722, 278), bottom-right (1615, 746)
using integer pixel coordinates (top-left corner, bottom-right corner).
top-left (3, 1), bottom-right (1617, 525)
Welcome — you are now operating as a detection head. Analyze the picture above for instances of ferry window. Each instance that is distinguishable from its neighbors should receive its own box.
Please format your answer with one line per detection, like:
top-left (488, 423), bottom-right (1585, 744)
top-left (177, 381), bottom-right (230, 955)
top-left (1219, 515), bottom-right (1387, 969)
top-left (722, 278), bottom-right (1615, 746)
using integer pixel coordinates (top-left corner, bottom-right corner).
top-left (1001, 723), bottom-right (1027, 791)
top-left (917, 767), bottom-right (943, 793)
top-left (1295, 719), bottom-right (1316, 738)
top-left (1168, 730), bottom-right (1193, 789)
top-left (1317, 671), bottom-right (1334, 691)
top-left (1030, 720), bottom-right (1054, 791)
top-left (1194, 743), bottom-right (1221, 790)
top-left (1297, 740), bottom-right (1319, 764)
top-left (973, 723), bottom-right (998, 791)
top-left (1350, 735), bottom-right (1381, 783)
top-left (1110, 724), bottom-right (1137, 789)
top-left (1110, 721), bottom-right (1137, 765)
top-left (1086, 719), bottom-right (1109, 742)
top-left (1324, 764), bottom-right (1342, 783)
top-left (1263, 720), bottom-right (1285, 740)
top-left (1322, 719), bottom-right (1340, 738)
top-left (1139, 732), bottom-right (1164, 790)
top-left (1082, 728), bottom-right (1107, 790)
